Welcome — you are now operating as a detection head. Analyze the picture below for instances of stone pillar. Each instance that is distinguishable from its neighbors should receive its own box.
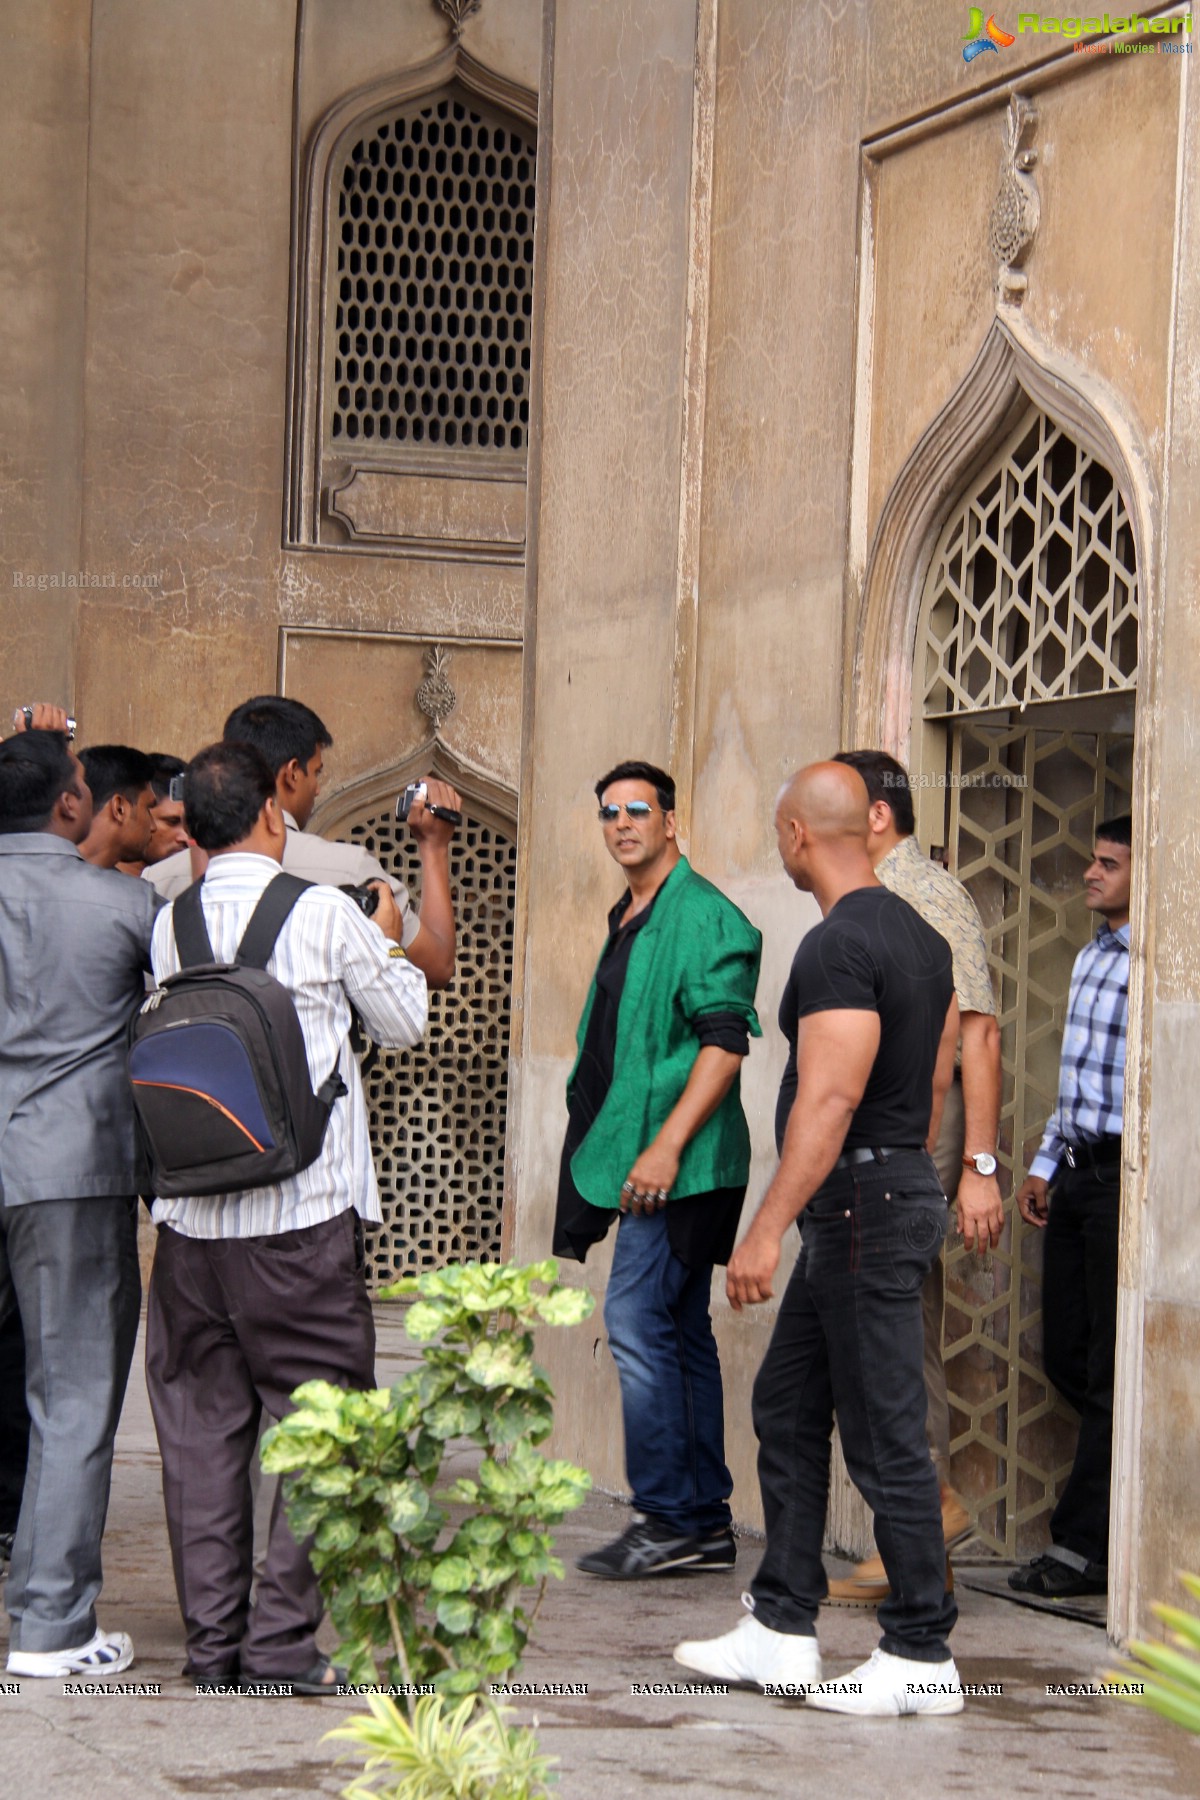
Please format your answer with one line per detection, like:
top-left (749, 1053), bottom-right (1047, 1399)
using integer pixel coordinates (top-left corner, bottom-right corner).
top-left (1115, 58), bottom-right (1200, 1640)
top-left (511, 0), bottom-right (705, 1495)
top-left (0, 0), bottom-right (91, 707)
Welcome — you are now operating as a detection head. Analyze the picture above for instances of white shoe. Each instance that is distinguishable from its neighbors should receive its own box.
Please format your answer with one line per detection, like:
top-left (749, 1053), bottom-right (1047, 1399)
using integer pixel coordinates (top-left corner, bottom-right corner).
top-left (674, 1593), bottom-right (821, 1694)
top-left (7, 1628), bottom-right (135, 1679)
top-left (806, 1647), bottom-right (964, 1716)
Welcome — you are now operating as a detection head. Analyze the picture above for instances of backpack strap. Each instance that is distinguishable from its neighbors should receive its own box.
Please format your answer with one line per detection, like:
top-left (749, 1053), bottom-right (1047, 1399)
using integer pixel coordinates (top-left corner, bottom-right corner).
top-left (172, 878), bottom-right (216, 969)
top-left (236, 872), bottom-right (314, 970)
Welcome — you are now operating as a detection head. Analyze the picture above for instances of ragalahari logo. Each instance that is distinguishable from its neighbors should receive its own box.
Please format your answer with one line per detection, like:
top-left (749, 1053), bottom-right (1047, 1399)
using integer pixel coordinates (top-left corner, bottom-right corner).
top-left (963, 9), bottom-right (1017, 60)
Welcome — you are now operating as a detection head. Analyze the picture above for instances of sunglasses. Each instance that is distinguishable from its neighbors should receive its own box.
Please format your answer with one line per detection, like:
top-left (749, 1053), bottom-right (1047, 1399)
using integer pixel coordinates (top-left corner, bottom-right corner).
top-left (597, 801), bottom-right (661, 822)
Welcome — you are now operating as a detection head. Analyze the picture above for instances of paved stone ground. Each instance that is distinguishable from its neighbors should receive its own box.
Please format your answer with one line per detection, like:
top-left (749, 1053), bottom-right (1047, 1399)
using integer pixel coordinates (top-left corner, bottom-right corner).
top-left (2, 1305), bottom-right (1197, 1799)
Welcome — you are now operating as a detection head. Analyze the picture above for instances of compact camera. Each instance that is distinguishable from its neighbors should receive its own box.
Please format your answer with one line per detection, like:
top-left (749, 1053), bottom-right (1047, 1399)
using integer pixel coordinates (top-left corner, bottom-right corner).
top-left (21, 707), bottom-right (76, 740)
top-left (396, 781), bottom-right (462, 827)
top-left (339, 882), bottom-right (382, 918)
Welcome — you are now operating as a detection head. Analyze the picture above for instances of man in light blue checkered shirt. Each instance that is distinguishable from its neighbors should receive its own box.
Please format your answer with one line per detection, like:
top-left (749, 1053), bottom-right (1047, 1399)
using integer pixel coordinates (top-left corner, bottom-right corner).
top-left (1010, 815), bottom-right (1132, 1601)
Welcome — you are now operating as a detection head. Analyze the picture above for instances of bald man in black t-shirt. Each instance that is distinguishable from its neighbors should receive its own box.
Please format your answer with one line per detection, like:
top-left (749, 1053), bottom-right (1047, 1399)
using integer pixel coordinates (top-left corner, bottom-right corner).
top-left (675, 763), bottom-right (964, 1717)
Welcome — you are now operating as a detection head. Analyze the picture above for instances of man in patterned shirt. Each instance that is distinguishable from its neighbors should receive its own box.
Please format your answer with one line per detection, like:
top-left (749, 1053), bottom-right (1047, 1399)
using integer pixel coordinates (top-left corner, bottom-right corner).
top-left (1009, 815), bottom-right (1131, 1598)
top-left (827, 752), bottom-right (1004, 1603)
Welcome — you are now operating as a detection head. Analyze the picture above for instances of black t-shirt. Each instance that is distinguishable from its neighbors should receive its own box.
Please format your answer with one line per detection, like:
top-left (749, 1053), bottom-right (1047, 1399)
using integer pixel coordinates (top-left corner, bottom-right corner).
top-left (775, 886), bottom-right (953, 1154)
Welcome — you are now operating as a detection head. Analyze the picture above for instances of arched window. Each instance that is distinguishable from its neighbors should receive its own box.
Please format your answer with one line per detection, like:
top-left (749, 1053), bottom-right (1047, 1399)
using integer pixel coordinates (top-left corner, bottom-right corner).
top-left (921, 407), bottom-right (1138, 720)
top-left (330, 90), bottom-right (535, 459)
top-left (287, 54), bottom-right (538, 559)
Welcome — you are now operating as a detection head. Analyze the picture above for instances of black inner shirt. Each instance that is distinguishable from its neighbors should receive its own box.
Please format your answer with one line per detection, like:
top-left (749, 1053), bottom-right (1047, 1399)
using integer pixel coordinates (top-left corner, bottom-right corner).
top-left (553, 884), bottom-right (748, 1270)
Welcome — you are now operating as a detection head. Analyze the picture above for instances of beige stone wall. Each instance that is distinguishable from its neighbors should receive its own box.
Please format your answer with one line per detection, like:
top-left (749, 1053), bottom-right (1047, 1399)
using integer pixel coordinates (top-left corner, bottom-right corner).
top-left (3, 0), bottom-right (535, 798)
top-left (517, 0), bottom-right (1195, 1632)
top-left (0, 0), bottom-right (91, 706)
top-left (1133, 45), bottom-right (1200, 1639)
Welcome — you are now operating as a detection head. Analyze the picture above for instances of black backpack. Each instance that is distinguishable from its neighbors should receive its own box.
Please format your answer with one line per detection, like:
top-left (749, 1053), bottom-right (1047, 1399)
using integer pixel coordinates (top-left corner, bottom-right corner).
top-left (128, 874), bottom-right (347, 1198)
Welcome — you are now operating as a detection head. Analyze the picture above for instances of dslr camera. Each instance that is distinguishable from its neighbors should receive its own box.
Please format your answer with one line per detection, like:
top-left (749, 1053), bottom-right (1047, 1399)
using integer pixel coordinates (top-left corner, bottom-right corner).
top-left (339, 882), bottom-right (382, 919)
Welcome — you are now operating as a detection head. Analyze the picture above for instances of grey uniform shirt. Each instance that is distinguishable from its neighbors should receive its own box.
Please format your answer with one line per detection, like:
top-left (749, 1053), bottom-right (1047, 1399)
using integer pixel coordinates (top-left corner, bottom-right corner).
top-left (0, 834), bottom-right (161, 1203)
top-left (143, 813), bottom-right (419, 948)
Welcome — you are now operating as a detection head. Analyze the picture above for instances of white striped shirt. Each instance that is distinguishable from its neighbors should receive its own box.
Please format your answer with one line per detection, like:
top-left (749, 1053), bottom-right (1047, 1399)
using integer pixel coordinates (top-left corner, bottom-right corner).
top-left (149, 852), bottom-right (428, 1238)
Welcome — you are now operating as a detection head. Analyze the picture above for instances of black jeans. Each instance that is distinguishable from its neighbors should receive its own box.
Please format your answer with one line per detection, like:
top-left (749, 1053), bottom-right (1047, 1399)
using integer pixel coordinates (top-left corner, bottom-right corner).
top-left (1042, 1161), bottom-right (1121, 1566)
top-left (749, 1153), bottom-right (957, 1663)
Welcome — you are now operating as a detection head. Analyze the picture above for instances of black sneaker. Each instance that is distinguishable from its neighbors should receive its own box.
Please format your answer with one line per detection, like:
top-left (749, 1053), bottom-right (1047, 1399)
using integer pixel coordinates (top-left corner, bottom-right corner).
top-left (576, 1516), bottom-right (703, 1579)
top-left (686, 1528), bottom-right (737, 1572)
top-left (1008, 1553), bottom-right (1107, 1597)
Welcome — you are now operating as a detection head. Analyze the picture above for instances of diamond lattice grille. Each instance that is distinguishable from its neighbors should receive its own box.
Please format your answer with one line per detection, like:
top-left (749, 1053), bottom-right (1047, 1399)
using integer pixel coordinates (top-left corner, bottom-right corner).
top-left (330, 90), bottom-right (535, 455)
top-left (922, 410), bottom-right (1138, 718)
top-left (344, 803), bottom-right (516, 1282)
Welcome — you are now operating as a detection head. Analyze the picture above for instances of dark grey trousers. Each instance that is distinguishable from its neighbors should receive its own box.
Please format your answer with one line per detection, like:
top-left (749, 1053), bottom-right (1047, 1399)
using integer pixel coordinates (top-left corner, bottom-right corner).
top-left (145, 1212), bottom-right (375, 1679)
top-left (0, 1195), bottom-right (141, 1653)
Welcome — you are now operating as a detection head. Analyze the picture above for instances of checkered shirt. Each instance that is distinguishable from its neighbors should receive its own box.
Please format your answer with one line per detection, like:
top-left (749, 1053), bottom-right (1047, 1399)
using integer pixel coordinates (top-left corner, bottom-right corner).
top-left (1030, 921), bottom-right (1130, 1181)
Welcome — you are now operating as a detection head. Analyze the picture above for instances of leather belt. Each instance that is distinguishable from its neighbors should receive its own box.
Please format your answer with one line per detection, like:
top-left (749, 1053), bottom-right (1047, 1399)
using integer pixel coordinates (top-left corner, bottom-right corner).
top-left (833, 1145), bottom-right (922, 1171)
top-left (1061, 1136), bottom-right (1122, 1171)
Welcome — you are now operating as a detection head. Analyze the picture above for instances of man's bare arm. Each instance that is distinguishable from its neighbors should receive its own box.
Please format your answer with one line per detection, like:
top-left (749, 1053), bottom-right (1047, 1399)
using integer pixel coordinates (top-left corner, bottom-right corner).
top-left (726, 1009), bottom-right (881, 1312)
top-left (402, 778), bottom-right (461, 989)
top-left (622, 1046), bottom-right (745, 1208)
top-left (926, 993), bottom-right (960, 1154)
top-left (957, 1008), bottom-right (1005, 1252)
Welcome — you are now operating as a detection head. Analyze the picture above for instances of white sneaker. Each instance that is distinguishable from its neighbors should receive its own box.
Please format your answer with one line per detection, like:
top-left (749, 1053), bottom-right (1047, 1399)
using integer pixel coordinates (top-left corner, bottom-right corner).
top-left (806, 1647), bottom-right (964, 1716)
top-left (674, 1593), bottom-right (821, 1694)
top-left (7, 1628), bottom-right (135, 1679)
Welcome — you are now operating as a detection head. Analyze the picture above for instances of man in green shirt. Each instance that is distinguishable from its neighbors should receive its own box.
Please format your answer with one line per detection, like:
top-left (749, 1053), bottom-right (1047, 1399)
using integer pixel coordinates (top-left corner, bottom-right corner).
top-left (554, 760), bottom-right (762, 1580)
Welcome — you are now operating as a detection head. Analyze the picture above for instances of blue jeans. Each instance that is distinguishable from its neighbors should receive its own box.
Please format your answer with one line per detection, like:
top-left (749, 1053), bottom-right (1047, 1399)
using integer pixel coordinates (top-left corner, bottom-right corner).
top-left (749, 1153), bottom-right (957, 1662)
top-left (603, 1208), bottom-right (733, 1535)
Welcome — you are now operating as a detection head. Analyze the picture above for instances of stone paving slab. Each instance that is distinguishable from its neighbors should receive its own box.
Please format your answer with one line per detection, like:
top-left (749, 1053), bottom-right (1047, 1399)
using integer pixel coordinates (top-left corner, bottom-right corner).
top-left (1, 1305), bottom-right (1197, 1799)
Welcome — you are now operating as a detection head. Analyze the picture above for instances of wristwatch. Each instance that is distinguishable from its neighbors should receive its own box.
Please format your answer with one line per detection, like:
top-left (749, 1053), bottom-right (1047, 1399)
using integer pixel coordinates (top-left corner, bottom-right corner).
top-left (962, 1151), bottom-right (999, 1177)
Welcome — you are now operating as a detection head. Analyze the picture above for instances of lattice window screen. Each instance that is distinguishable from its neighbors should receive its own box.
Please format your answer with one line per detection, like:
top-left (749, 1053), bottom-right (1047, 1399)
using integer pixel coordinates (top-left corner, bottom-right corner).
top-left (942, 723), bottom-right (1132, 1558)
top-left (921, 409), bottom-right (1138, 718)
top-left (345, 804), bottom-right (516, 1281)
top-left (330, 90), bottom-right (535, 455)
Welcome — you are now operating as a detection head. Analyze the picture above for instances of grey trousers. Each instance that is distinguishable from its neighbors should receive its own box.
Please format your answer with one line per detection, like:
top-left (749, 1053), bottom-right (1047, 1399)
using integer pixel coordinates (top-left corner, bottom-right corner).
top-left (0, 1195), bottom-right (141, 1653)
top-left (145, 1212), bottom-right (375, 1679)
top-left (923, 1076), bottom-right (966, 1481)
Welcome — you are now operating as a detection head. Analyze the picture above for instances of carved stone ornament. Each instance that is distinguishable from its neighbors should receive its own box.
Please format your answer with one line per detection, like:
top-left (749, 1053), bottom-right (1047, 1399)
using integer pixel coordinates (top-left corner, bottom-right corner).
top-left (415, 644), bottom-right (457, 730)
top-left (433, 0), bottom-right (483, 41)
top-left (989, 96), bottom-right (1040, 306)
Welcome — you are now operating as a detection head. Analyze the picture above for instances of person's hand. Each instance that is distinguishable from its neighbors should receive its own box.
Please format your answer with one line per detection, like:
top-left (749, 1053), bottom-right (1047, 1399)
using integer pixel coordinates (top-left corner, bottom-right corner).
top-left (368, 882), bottom-right (405, 946)
top-left (405, 778), bottom-right (462, 848)
top-left (11, 702), bottom-right (71, 734)
top-left (1015, 1174), bottom-right (1050, 1229)
top-left (726, 1221), bottom-right (782, 1312)
top-left (956, 1170), bottom-right (1006, 1253)
top-left (620, 1143), bottom-right (681, 1214)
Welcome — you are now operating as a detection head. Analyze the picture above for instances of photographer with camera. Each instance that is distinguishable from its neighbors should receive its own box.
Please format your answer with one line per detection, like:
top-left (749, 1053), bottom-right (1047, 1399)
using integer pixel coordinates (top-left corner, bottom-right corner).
top-left (145, 696), bottom-right (460, 988)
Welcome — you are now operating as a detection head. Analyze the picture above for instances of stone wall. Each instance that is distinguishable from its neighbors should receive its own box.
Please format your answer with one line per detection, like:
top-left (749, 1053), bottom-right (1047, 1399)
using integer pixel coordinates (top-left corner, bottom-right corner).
top-left (513, 0), bottom-right (1194, 1636)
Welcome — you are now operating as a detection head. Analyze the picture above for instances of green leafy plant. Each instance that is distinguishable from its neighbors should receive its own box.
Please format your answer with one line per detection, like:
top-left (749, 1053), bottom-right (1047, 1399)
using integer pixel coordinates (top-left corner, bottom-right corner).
top-left (1111, 1571), bottom-right (1200, 1733)
top-left (326, 1692), bottom-right (554, 1800)
top-left (261, 1259), bottom-right (594, 1702)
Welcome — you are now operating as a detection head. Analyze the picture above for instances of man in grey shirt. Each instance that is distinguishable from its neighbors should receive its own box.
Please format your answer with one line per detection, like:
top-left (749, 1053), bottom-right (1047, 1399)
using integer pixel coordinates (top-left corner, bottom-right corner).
top-left (0, 719), bottom-right (160, 1678)
top-left (146, 696), bottom-right (459, 989)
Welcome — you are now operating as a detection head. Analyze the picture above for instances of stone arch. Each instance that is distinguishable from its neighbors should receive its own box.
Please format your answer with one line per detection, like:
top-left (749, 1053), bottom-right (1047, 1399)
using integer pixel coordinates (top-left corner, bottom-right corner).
top-left (849, 312), bottom-right (1157, 758)
top-left (285, 46), bottom-right (539, 549)
top-left (313, 742), bottom-right (518, 1281)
